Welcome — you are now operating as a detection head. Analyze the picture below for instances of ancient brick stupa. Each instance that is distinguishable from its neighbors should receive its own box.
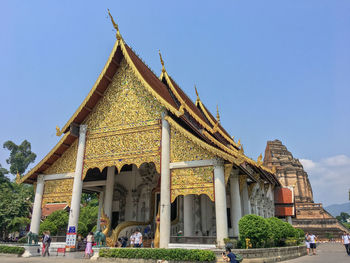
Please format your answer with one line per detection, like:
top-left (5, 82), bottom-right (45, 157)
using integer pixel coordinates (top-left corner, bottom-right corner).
top-left (264, 140), bottom-right (347, 239)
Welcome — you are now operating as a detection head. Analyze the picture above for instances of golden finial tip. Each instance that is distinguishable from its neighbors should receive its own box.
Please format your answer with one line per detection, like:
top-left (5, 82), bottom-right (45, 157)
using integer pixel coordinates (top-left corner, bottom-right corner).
top-left (107, 9), bottom-right (121, 40)
top-left (216, 105), bottom-right (220, 123)
top-left (158, 50), bottom-right (165, 72)
top-left (195, 85), bottom-right (199, 98)
top-left (56, 126), bottom-right (62, 136)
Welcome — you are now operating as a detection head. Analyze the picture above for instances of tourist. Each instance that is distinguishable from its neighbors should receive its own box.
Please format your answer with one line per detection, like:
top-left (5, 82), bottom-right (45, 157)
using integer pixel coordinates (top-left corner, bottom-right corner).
top-left (222, 247), bottom-right (238, 263)
top-left (341, 232), bottom-right (350, 256)
top-left (304, 232), bottom-right (310, 255)
top-left (41, 231), bottom-right (46, 256)
top-left (85, 232), bottom-right (94, 258)
top-left (42, 231), bottom-right (51, 257)
top-left (308, 232), bottom-right (317, 255)
top-left (133, 228), bottom-right (143, 248)
top-left (115, 238), bottom-right (122, 248)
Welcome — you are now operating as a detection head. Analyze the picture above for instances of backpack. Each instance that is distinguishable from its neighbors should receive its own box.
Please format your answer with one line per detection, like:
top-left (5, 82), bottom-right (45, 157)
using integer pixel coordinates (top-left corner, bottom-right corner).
top-left (235, 254), bottom-right (243, 262)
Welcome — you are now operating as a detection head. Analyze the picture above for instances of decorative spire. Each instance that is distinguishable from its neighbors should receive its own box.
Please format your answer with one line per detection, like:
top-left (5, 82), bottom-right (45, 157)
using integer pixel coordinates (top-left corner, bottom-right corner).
top-left (107, 9), bottom-right (121, 40)
top-left (56, 126), bottom-right (62, 137)
top-left (194, 85), bottom-right (200, 105)
top-left (158, 50), bottom-right (165, 73)
top-left (216, 105), bottom-right (220, 123)
top-left (257, 153), bottom-right (263, 166)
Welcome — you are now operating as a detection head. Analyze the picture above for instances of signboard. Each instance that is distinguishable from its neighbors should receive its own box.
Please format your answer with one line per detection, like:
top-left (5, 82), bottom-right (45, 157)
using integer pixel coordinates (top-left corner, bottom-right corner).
top-left (65, 233), bottom-right (76, 248)
top-left (68, 226), bottom-right (76, 233)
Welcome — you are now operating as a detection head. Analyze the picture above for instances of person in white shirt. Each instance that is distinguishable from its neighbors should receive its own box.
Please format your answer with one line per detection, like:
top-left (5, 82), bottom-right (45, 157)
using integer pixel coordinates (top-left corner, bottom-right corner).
top-left (308, 233), bottom-right (317, 255)
top-left (304, 232), bottom-right (310, 255)
top-left (341, 232), bottom-right (350, 256)
top-left (133, 229), bottom-right (143, 248)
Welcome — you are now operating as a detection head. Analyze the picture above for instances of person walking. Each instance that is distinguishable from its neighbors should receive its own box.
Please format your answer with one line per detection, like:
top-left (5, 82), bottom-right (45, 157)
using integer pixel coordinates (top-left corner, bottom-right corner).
top-left (308, 232), bottom-right (317, 255)
top-left (305, 232), bottom-right (310, 255)
top-left (42, 231), bottom-right (51, 257)
top-left (85, 232), bottom-right (94, 258)
top-left (341, 232), bottom-right (350, 256)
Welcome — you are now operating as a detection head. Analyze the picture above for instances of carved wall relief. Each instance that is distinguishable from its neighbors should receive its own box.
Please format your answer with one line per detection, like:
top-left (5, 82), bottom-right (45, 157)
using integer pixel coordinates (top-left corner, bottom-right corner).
top-left (171, 166), bottom-right (214, 202)
top-left (41, 179), bottom-right (74, 207)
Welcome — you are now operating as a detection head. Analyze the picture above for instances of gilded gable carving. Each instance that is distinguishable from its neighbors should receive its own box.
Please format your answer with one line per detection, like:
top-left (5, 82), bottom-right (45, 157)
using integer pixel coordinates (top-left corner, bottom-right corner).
top-left (171, 166), bottom-right (214, 202)
top-left (43, 140), bottom-right (78, 175)
top-left (170, 128), bottom-right (215, 162)
top-left (84, 58), bottom-right (163, 131)
top-left (82, 58), bottom-right (163, 176)
top-left (42, 179), bottom-right (74, 207)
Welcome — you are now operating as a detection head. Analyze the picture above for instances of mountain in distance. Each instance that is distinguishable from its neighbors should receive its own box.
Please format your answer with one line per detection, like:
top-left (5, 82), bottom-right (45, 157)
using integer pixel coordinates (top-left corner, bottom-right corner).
top-left (325, 202), bottom-right (350, 217)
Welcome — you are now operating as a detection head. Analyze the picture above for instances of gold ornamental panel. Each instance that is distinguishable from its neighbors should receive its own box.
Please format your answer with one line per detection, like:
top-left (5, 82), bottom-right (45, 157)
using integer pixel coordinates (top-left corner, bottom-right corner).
top-left (83, 124), bottom-right (161, 177)
top-left (171, 166), bottom-right (214, 202)
top-left (42, 179), bottom-right (74, 207)
top-left (43, 140), bottom-right (77, 175)
top-left (84, 58), bottom-right (163, 130)
top-left (170, 129), bottom-right (215, 162)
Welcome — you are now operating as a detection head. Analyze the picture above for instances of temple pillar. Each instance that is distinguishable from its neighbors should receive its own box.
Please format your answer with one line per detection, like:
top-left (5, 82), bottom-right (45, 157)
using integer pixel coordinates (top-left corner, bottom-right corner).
top-left (68, 124), bottom-right (87, 236)
top-left (160, 112), bottom-right (170, 248)
top-left (242, 181), bottom-right (251, 215)
top-left (230, 171), bottom-right (241, 237)
top-left (29, 175), bottom-right (44, 234)
top-left (184, 195), bottom-right (194, 236)
top-left (105, 166), bottom-right (115, 230)
top-left (214, 159), bottom-right (228, 247)
top-left (200, 195), bottom-right (208, 235)
top-left (97, 190), bottom-right (104, 231)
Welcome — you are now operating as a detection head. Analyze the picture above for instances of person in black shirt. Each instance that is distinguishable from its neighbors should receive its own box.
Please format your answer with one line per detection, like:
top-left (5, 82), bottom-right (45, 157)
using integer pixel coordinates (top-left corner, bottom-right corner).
top-left (222, 247), bottom-right (238, 263)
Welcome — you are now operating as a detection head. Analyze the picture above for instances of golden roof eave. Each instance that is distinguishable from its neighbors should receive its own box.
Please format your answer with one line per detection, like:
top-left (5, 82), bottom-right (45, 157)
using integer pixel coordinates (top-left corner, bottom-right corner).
top-left (19, 131), bottom-right (73, 184)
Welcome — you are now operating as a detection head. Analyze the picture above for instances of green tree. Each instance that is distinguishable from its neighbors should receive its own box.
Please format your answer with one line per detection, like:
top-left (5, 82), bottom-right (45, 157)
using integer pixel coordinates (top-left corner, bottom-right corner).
top-left (43, 210), bottom-right (69, 235)
top-left (336, 212), bottom-right (350, 223)
top-left (0, 164), bottom-right (10, 186)
top-left (3, 140), bottom-right (36, 175)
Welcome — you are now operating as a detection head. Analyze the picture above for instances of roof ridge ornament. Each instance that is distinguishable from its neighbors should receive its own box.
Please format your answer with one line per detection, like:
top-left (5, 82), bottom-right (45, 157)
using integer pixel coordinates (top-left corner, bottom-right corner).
top-left (216, 105), bottom-right (220, 123)
top-left (56, 126), bottom-right (62, 137)
top-left (195, 85), bottom-right (200, 105)
top-left (158, 50), bottom-right (166, 73)
top-left (257, 153), bottom-right (263, 166)
top-left (107, 9), bottom-right (122, 40)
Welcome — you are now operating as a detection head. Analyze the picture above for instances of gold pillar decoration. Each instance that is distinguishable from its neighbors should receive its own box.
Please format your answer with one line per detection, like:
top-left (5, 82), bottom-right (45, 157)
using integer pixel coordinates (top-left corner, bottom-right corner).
top-left (41, 179), bottom-right (74, 207)
top-left (154, 204), bottom-right (160, 248)
top-left (171, 166), bottom-right (214, 202)
top-left (239, 174), bottom-right (247, 195)
top-left (224, 163), bottom-right (233, 185)
top-left (248, 183), bottom-right (257, 198)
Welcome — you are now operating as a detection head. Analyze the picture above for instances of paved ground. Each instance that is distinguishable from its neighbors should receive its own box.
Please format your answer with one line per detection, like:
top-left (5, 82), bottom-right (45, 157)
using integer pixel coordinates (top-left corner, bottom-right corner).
top-left (0, 243), bottom-right (349, 262)
top-left (284, 242), bottom-right (349, 263)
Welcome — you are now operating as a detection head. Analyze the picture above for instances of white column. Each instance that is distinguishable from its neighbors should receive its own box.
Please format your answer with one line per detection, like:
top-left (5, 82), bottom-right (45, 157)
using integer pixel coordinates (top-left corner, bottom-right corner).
top-left (160, 112), bottom-right (171, 248)
top-left (214, 159), bottom-right (228, 247)
top-left (104, 166), bottom-right (115, 226)
top-left (200, 195), bottom-right (208, 235)
top-left (184, 194), bottom-right (194, 236)
top-left (68, 124), bottom-right (87, 235)
top-left (29, 175), bottom-right (45, 234)
top-left (230, 173), bottom-right (242, 237)
top-left (97, 191), bottom-right (104, 231)
top-left (242, 181), bottom-right (251, 215)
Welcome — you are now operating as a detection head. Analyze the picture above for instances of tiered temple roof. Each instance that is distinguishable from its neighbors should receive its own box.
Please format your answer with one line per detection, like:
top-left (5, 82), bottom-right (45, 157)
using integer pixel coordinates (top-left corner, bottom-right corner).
top-left (19, 14), bottom-right (280, 187)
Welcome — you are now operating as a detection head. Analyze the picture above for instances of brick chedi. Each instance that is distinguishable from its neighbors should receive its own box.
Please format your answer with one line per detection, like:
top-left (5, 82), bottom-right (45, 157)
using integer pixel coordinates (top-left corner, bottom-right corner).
top-left (264, 139), bottom-right (348, 240)
top-left (263, 140), bottom-right (313, 203)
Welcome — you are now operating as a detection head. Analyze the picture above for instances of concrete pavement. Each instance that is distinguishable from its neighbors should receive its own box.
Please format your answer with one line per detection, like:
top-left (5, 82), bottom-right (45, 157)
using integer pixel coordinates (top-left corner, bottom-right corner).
top-left (284, 242), bottom-right (349, 263)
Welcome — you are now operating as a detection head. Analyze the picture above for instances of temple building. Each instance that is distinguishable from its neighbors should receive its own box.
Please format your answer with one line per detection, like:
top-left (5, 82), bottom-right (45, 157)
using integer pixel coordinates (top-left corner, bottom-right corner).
top-left (264, 140), bottom-right (348, 239)
top-left (18, 13), bottom-right (280, 248)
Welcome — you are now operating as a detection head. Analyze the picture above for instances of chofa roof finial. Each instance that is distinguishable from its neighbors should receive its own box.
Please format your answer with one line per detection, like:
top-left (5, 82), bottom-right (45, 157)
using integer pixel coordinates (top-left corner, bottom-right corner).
top-left (216, 105), bottom-right (220, 123)
top-left (158, 50), bottom-right (166, 73)
top-left (107, 9), bottom-right (121, 40)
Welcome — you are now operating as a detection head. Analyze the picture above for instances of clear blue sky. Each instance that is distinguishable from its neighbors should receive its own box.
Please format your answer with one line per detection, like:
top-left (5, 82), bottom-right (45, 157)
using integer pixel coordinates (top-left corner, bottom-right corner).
top-left (1, 1), bottom-right (349, 205)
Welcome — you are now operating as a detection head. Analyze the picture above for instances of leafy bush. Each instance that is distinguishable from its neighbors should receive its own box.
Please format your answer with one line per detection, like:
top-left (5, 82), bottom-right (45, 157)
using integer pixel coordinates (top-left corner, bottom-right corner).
top-left (99, 248), bottom-right (216, 261)
top-left (0, 245), bottom-right (25, 255)
top-left (44, 210), bottom-right (68, 235)
top-left (239, 214), bottom-right (272, 248)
